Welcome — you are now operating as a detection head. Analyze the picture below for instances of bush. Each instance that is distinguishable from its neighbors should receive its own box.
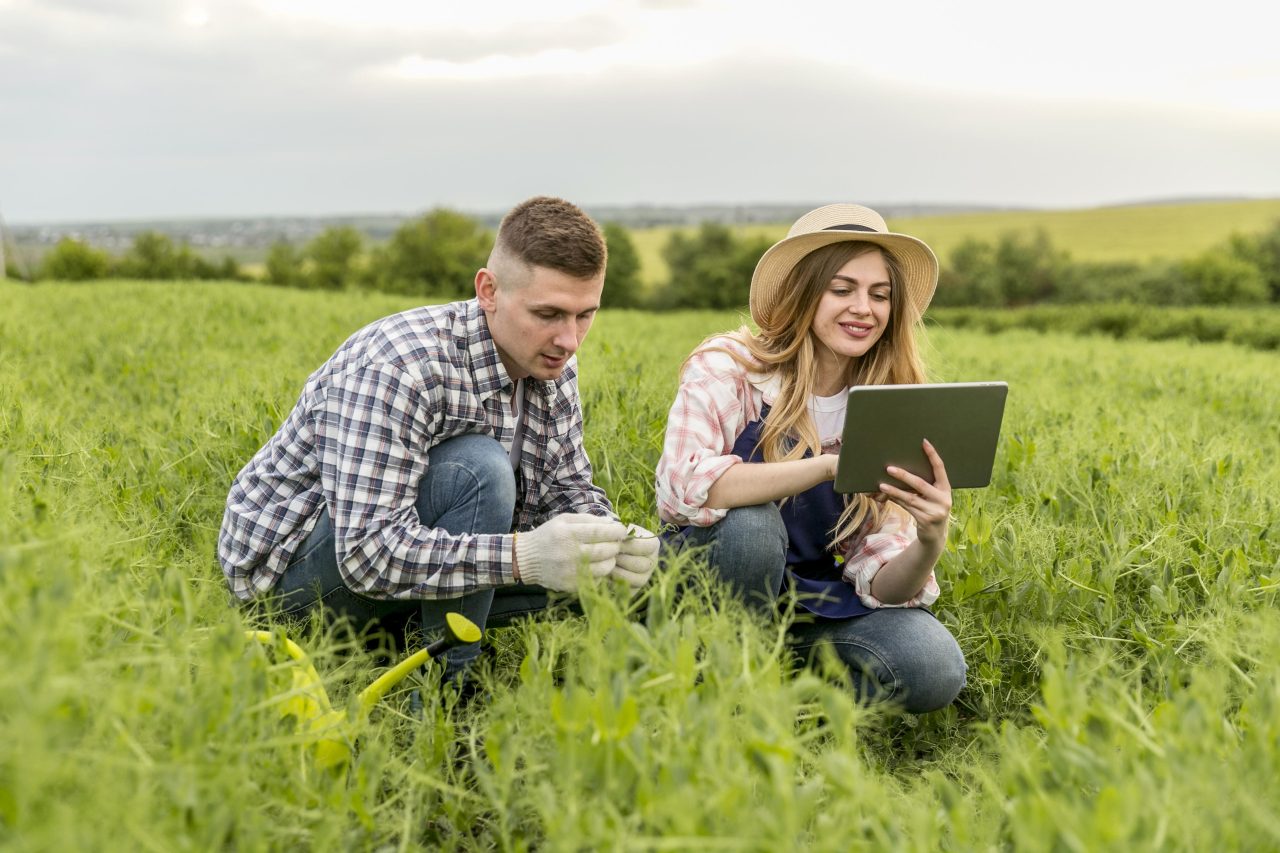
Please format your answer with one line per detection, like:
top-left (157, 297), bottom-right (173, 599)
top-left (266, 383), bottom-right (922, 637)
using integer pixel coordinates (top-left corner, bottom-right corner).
top-left (363, 210), bottom-right (488, 297)
top-left (936, 238), bottom-right (1001, 307)
top-left (1055, 260), bottom-right (1147, 303)
top-left (214, 256), bottom-right (244, 281)
top-left (39, 238), bottom-right (111, 281)
top-left (1179, 250), bottom-right (1268, 305)
top-left (928, 304), bottom-right (1280, 351)
top-left (264, 241), bottom-right (301, 287)
top-left (654, 224), bottom-right (770, 310)
top-left (936, 231), bottom-right (1069, 307)
top-left (992, 230), bottom-right (1070, 305)
top-left (601, 222), bottom-right (642, 308)
top-left (116, 232), bottom-right (194, 279)
top-left (1225, 220), bottom-right (1280, 302)
top-left (303, 227), bottom-right (363, 290)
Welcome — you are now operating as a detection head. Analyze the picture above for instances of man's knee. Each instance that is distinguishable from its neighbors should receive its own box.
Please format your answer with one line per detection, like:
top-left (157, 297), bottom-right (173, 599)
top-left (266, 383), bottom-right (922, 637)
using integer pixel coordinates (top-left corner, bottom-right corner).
top-left (429, 434), bottom-right (512, 487)
top-left (419, 434), bottom-right (516, 528)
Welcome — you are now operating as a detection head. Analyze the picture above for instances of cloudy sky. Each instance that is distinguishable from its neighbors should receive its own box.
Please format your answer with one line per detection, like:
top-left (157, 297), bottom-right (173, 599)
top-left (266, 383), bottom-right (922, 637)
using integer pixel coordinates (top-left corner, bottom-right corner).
top-left (2, 0), bottom-right (1278, 223)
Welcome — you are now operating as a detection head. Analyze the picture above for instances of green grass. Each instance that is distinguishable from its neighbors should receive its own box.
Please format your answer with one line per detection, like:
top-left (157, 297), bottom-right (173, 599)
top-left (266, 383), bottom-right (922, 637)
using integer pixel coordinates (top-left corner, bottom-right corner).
top-left (632, 198), bottom-right (1280, 287)
top-left (3, 281), bottom-right (1280, 849)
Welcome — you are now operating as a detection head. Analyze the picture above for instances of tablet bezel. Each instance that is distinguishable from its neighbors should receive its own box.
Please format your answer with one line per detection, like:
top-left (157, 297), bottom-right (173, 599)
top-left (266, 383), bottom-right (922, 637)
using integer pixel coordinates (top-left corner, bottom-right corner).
top-left (833, 381), bottom-right (1009, 494)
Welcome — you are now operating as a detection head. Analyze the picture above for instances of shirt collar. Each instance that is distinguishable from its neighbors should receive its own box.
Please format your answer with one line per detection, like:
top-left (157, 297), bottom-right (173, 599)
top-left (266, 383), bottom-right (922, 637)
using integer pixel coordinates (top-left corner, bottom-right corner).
top-left (751, 371), bottom-right (782, 406)
top-left (461, 299), bottom-right (559, 400)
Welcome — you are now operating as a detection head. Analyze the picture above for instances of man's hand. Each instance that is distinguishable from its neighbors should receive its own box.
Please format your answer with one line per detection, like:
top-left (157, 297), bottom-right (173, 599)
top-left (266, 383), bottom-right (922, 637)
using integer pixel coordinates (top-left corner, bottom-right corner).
top-left (610, 523), bottom-right (660, 588)
top-left (514, 513), bottom-right (628, 593)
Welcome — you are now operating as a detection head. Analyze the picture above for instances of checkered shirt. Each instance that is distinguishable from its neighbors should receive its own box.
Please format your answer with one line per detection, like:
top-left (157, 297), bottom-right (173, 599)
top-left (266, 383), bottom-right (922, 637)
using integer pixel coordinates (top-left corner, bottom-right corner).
top-left (655, 336), bottom-right (938, 609)
top-left (218, 298), bottom-right (614, 602)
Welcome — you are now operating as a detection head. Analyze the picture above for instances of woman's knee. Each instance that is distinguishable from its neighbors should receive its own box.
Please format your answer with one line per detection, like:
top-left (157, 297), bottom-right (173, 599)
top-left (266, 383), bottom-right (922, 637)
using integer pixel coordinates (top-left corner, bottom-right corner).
top-left (698, 504), bottom-right (788, 606)
top-left (879, 611), bottom-right (967, 713)
top-left (715, 504), bottom-right (787, 560)
top-left (801, 608), bottom-right (967, 713)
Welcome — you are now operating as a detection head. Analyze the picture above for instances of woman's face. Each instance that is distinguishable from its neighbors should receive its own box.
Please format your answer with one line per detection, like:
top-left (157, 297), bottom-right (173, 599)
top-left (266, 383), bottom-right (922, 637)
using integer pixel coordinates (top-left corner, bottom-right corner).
top-left (810, 249), bottom-right (892, 368)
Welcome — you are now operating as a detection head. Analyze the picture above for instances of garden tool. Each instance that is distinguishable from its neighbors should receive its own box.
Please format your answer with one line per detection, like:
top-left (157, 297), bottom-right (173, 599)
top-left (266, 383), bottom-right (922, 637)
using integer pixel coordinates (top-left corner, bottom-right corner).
top-left (247, 611), bottom-right (483, 770)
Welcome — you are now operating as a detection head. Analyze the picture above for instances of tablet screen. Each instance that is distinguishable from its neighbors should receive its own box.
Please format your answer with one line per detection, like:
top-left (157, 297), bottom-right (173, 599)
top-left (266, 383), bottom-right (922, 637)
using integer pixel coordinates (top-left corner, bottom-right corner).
top-left (833, 382), bottom-right (1008, 494)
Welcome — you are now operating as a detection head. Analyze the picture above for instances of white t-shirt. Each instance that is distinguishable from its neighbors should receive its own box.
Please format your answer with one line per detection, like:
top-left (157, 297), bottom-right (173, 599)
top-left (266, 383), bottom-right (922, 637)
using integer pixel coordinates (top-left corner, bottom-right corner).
top-left (808, 389), bottom-right (847, 445)
top-left (508, 378), bottom-right (527, 469)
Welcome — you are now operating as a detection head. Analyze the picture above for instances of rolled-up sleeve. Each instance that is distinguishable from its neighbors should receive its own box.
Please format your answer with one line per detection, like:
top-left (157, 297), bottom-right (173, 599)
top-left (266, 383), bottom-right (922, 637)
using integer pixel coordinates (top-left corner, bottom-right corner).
top-left (655, 345), bottom-right (761, 527)
top-left (842, 510), bottom-right (939, 609)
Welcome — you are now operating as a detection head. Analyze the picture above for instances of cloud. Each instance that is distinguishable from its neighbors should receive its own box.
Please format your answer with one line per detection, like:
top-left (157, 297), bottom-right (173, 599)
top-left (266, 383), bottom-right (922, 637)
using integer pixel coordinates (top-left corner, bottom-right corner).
top-left (1, 0), bottom-right (1278, 220)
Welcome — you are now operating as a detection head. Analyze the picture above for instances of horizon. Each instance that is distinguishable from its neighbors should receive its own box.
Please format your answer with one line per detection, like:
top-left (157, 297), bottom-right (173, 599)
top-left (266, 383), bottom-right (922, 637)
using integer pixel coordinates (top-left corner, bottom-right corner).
top-left (8, 193), bottom-right (1275, 230)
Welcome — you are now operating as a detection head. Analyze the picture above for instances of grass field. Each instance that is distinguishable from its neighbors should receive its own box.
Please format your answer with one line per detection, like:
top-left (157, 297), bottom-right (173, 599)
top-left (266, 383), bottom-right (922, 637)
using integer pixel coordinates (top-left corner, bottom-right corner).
top-left (2, 281), bottom-right (1279, 849)
top-left (630, 198), bottom-right (1280, 288)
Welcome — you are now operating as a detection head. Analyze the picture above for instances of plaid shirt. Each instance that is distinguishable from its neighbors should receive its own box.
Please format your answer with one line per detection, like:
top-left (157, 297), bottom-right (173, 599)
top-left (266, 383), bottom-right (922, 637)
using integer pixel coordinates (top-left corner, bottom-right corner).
top-left (218, 298), bottom-right (614, 602)
top-left (655, 336), bottom-right (938, 609)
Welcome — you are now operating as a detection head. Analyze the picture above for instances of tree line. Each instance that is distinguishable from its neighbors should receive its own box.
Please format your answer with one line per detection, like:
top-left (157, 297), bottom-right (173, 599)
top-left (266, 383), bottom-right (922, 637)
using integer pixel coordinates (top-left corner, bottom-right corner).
top-left (13, 211), bottom-right (1280, 309)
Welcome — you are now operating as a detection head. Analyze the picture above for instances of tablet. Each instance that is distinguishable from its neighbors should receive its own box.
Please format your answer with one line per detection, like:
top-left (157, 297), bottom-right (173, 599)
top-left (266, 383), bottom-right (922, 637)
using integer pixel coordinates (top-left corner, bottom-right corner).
top-left (833, 382), bottom-right (1008, 494)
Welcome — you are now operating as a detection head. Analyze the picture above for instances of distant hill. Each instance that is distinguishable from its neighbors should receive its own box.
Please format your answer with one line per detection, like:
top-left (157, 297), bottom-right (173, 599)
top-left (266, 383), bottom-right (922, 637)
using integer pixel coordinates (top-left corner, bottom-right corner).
top-left (8, 198), bottom-right (1279, 281)
top-left (627, 197), bottom-right (1280, 287)
top-left (892, 198), bottom-right (1280, 265)
top-left (6, 202), bottom-right (1023, 254)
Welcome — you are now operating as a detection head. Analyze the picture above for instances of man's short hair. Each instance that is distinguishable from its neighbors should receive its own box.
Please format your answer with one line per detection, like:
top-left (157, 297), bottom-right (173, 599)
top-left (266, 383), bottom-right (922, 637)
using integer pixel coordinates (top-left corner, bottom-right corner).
top-left (491, 196), bottom-right (607, 280)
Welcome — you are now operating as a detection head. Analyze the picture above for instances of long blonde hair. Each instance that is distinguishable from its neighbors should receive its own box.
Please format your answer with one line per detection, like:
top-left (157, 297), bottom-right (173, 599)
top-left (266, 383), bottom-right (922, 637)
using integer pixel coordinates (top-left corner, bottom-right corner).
top-left (695, 241), bottom-right (927, 545)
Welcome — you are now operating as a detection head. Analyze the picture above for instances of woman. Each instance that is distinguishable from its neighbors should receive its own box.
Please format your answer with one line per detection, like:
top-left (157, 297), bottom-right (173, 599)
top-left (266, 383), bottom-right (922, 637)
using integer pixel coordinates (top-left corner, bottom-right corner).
top-left (656, 204), bottom-right (966, 713)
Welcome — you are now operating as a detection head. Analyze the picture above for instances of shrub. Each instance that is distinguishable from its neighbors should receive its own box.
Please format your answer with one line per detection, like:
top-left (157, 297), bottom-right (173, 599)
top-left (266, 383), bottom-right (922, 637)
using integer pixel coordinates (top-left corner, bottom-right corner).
top-left (115, 232), bottom-right (192, 279)
top-left (214, 256), bottom-right (244, 281)
top-left (1055, 260), bottom-right (1147, 303)
top-left (601, 222), bottom-right (643, 308)
top-left (1179, 249), bottom-right (1268, 305)
top-left (654, 224), bottom-right (770, 310)
top-left (936, 238), bottom-right (1001, 307)
top-left (1225, 220), bottom-right (1280, 302)
top-left (992, 230), bottom-right (1070, 305)
top-left (264, 241), bottom-right (301, 287)
top-left (928, 304), bottom-right (1280, 351)
top-left (363, 209), bottom-right (488, 297)
top-left (39, 238), bottom-right (111, 281)
top-left (303, 227), bottom-right (363, 290)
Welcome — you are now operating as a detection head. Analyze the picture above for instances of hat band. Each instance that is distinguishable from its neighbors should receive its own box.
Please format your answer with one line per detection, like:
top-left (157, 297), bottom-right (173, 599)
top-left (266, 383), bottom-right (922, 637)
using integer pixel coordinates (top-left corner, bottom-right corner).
top-left (822, 224), bottom-right (878, 233)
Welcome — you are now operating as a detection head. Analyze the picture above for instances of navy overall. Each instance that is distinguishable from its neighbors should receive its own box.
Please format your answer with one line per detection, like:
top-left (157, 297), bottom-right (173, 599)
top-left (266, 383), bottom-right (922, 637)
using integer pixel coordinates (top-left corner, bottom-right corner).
top-left (690, 403), bottom-right (874, 618)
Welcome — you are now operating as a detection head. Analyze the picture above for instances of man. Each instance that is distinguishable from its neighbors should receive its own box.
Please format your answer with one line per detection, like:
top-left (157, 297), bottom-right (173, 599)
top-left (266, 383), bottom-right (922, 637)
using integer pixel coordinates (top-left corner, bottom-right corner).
top-left (218, 196), bottom-right (659, 676)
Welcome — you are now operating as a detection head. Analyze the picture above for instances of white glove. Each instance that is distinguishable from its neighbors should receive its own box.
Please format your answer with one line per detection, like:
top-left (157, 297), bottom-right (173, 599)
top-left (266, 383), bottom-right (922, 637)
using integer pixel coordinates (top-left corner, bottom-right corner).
top-left (514, 513), bottom-right (628, 593)
top-left (610, 523), bottom-right (660, 588)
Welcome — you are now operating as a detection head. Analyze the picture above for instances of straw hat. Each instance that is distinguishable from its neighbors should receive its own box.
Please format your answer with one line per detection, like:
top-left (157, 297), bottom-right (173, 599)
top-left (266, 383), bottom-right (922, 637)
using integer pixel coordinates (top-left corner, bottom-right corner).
top-left (748, 204), bottom-right (939, 325)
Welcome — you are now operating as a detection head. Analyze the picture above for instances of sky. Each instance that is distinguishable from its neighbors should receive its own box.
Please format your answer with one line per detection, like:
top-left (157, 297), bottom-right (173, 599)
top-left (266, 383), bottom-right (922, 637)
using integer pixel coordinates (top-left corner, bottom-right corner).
top-left (2, 0), bottom-right (1278, 223)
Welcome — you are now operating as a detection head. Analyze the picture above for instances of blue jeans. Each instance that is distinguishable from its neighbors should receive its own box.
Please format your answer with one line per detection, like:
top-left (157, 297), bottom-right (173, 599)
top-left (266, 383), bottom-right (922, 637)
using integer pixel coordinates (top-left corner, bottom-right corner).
top-left (678, 504), bottom-right (967, 714)
top-left (269, 434), bottom-right (549, 676)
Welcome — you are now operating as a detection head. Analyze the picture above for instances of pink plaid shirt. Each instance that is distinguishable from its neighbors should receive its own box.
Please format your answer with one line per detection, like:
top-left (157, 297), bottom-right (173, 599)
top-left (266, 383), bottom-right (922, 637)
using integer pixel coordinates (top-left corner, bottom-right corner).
top-left (656, 336), bottom-right (939, 609)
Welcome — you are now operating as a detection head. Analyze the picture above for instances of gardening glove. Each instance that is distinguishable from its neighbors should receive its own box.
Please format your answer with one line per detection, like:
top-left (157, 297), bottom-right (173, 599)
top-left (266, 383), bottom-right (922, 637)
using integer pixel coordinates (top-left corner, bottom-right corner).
top-left (610, 523), bottom-right (660, 588)
top-left (515, 513), bottom-right (628, 593)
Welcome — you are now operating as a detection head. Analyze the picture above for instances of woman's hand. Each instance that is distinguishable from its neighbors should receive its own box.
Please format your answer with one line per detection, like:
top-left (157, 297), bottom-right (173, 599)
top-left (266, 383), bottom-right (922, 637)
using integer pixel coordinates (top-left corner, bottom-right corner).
top-left (820, 442), bottom-right (840, 481)
top-left (876, 439), bottom-right (952, 550)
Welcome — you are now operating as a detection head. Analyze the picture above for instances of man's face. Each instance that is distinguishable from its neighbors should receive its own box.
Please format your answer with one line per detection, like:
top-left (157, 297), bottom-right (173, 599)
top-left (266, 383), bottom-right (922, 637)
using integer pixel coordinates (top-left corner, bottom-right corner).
top-left (476, 264), bottom-right (605, 381)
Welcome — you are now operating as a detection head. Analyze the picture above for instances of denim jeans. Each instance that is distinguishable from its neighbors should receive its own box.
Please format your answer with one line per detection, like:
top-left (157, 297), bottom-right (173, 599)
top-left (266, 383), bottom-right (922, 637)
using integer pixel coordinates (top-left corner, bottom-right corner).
top-left (678, 503), bottom-right (967, 714)
top-left (269, 434), bottom-right (549, 676)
